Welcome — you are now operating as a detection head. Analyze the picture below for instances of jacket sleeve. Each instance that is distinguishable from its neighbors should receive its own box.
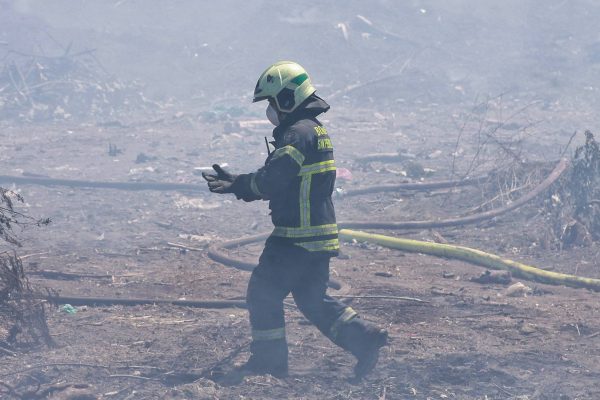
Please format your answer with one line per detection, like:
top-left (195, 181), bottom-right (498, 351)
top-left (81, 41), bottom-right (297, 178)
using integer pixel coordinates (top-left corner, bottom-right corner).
top-left (231, 127), bottom-right (306, 202)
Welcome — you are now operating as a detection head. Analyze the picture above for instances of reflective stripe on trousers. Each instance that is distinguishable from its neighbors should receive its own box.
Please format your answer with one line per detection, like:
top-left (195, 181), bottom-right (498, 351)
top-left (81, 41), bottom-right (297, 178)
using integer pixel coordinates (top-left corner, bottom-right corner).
top-left (252, 327), bottom-right (286, 341)
top-left (329, 307), bottom-right (357, 339)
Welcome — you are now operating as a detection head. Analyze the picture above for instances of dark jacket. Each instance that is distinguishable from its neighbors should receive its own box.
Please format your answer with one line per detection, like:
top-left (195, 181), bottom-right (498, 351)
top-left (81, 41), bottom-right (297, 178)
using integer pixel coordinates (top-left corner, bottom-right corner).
top-left (234, 94), bottom-right (339, 256)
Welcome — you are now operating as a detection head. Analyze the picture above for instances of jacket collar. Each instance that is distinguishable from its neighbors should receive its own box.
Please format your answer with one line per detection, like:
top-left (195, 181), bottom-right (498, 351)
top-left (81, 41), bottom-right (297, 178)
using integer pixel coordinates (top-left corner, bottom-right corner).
top-left (273, 94), bottom-right (330, 137)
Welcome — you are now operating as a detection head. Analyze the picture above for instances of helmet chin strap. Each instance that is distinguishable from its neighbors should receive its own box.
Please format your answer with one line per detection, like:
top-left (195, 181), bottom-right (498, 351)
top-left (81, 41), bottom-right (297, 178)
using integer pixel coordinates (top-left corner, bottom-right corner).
top-left (266, 103), bottom-right (280, 126)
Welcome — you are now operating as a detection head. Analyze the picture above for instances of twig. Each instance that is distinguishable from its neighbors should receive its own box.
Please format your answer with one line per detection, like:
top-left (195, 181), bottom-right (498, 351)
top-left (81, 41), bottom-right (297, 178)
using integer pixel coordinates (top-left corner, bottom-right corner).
top-left (329, 51), bottom-right (417, 100)
top-left (330, 294), bottom-right (427, 303)
top-left (464, 181), bottom-right (533, 214)
top-left (14, 61), bottom-right (34, 105)
top-left (6, 63), bottom-right (27, 105)
top-left (113, 365), bottom-right (164, 371)
top-left (0, 346), bottom-right (17, 357)
top-left (493, 383), bottom-right (514, 396)
top-left (379, 386), bottom-right (387, 400)
top-left (462, 99), bottom-right (540, 179)
top-left (108, 374), bottom-right (160, 381)
top-left (167, 242), bottom-right (204, 252)
top-left (560, 131), bottom-right (578, 159)
top-left (449, 311), bottom-right (508, 319)
top-left (20, 252), bottom-right (49, 260)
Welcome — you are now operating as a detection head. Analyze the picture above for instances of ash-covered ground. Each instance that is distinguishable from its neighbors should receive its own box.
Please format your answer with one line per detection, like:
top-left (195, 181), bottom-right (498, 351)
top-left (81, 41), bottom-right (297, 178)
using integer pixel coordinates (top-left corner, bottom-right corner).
top-left (1, 1), bottom-right (600, 399)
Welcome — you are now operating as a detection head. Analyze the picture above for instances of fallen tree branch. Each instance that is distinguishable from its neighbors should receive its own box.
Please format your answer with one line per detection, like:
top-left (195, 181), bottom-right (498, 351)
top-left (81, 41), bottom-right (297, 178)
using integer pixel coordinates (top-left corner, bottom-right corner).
top-left (340, 158), bottom-right (568, 229)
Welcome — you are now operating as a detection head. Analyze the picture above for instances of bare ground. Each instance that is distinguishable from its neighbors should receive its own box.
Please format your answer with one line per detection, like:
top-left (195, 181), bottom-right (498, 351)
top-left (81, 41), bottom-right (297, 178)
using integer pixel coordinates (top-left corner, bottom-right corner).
top-left (0, 96), bottom-right (599, 400)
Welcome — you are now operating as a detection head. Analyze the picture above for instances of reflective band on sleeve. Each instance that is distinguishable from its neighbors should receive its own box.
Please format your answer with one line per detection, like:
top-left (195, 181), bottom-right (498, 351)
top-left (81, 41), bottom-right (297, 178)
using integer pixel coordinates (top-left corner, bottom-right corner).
top-left (252, 327), bottom-right (286, 341)
top-left (272, 145), bottom-right (305, 166)
top-left (250, 173), bottom-right (262, 197)
top-left (272, 224), bottom-right (338, 238)
top-left (298, 160), bottom-right (336, 176)
top-left (330, 307), bottom-right (358, 339)
top-left (296, 238), bottom-right (340, 252)
top-left (299, 174), bottom-right (312, 227)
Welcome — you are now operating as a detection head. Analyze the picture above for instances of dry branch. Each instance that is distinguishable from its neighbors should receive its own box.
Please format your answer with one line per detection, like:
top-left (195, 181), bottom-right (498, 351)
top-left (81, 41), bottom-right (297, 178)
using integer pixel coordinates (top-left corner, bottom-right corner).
top-left (341, 158), bottom-right (568, 229)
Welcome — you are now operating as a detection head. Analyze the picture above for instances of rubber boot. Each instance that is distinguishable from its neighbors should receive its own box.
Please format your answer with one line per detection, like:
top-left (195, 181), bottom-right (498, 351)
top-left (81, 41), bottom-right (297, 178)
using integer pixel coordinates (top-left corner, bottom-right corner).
top-left (238, 339), bottom-right (289, 378)
top-left (335, 319), bottom-right (388, 379)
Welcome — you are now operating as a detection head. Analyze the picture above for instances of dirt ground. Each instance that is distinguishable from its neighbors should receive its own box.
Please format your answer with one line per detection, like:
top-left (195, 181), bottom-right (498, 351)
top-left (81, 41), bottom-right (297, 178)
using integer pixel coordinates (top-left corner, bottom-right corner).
top-left (2, 1), bottom-right (600, 399)
top-left (0, 97), bottom-right (599, 400)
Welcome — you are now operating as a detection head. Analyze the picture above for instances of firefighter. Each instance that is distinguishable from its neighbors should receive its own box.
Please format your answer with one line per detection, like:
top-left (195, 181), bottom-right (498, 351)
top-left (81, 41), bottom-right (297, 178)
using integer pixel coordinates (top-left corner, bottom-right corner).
top-left (203, 61), bottom-right (387, 379)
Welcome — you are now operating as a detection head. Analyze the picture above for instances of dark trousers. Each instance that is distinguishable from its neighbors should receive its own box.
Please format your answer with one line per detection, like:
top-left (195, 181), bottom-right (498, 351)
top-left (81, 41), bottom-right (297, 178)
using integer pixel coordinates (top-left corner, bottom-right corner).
top-left (246, 243), bottom-right (356, 367)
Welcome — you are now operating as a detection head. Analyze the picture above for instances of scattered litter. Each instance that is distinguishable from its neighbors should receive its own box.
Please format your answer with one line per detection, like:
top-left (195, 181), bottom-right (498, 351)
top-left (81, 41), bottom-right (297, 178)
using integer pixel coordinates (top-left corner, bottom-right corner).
top-left (336, 23), bottom-right (349, 41)
top-left (505, 282), bottom-right (532, 297)
top-left (60, 304), bottom-right (78, 314)
top-left (333, 188), bottom-right (346, 197)
top-left (238, 119), bottom-right (271, 129)
top-left (50, 164), bottom-right (79, 172)
top-left (336, 167), bottom-right (353, 181)
top-left (128, 166), bottom-right (156, 175)
top-left (381, 167), bottom-right (407, 176)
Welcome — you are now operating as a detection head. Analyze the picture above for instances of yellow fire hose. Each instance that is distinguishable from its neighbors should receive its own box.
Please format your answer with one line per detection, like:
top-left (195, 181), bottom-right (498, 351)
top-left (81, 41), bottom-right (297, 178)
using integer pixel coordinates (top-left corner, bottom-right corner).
top-left (339, 229), bottom-right (600, 292)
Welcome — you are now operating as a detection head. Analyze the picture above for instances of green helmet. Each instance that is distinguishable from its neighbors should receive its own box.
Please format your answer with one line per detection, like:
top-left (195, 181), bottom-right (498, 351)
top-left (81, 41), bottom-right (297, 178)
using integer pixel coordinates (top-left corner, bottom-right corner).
top-left (253, 61), bottom-right (316, 113)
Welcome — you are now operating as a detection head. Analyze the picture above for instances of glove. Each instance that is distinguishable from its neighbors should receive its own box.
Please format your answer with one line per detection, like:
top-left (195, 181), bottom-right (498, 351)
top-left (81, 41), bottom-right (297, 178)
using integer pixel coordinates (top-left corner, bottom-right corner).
top-left (207, 179), bottom-right (235, 194)
top-left (202, 164), bottom-right (237, 183)
top-left (202, 164), bottom-right (239, 194)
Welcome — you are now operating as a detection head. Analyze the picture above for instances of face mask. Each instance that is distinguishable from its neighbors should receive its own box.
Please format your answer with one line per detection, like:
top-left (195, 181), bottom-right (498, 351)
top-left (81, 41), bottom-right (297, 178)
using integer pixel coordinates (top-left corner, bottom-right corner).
top-left (266, 103), bottom-right (280, 126)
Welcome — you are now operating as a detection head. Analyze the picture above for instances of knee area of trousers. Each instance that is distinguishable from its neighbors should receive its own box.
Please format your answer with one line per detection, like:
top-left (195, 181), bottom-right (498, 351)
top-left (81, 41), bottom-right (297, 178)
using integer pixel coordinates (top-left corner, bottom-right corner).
top-left (246, 289), bottom-right (280, 311)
